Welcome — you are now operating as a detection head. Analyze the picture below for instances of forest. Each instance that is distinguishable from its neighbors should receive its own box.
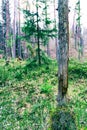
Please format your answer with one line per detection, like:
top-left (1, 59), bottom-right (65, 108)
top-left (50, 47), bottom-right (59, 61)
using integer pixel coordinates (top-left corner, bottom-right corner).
top-left (0, 0), bottom-right (87, 130)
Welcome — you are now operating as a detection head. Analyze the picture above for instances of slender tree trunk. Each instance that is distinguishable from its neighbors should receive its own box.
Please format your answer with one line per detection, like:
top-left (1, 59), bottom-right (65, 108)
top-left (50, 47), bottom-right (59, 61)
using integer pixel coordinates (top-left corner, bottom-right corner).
top-left (2, 0), bottom-right (6, 59)
top-left (36, 0), bottom-right (41, 65)
top-left (2, 25), bottom-right (7, 58)
top-left (2, 0), bottom-right (11, 59)
top-left (12, 20), bottom-right (16, 58)
top-left (53, 0), bottom-right (58, 59)
top-left (57, 0), bottom-right (69, 104)
top-left (6, 0), bottom-right (10, 58)
top-left (77, 0), bottom-right (81, 60)
top-left (44, 0), bottom-right (50, 57)
top-left (12, 0), bottom-right (16, 58)
top-left (47, 43), bottom-right (50, 56)
top-left (18, 0), bottom-right (21, 58)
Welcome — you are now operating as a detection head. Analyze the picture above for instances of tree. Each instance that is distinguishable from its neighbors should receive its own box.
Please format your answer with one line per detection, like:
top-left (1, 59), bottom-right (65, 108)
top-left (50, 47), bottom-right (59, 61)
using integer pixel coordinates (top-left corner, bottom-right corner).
top-left (0, 22), bottom-right (4, 51)
top-left (53, 0), bottom-right (58, 59)
top-left (17, 0), bottom-right (21, 58)
top-left (44, 0), bottom-right (50, 56)
top-left (2, 0), bottom-right (7, 57)
top-left (2, 0), bottom-right (11, 58)
top-left (57, 0), bottom-right (69, 104)
top-left (51, 2), bottom-right (77, 129)
top-left (22, 0), bottom-right (57, 64)
top-left (36, 0), bottom-right (41, 65)
top-left (75, 0), bottom-right (83, 59)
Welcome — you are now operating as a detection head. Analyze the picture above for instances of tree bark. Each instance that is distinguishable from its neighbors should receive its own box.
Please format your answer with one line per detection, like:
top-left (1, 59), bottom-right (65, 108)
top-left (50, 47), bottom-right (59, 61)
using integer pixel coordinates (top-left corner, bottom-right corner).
top-left (57, 0), bottom-right (69, 104)
top-left (18, 0), bottom-right (21, 58)
top-left (6, 0), bottom-right (10, 58)
top-left (12, 0), bottom-right (16, 58)
top-left (36, 0), bottom-right (41, 65)
top-left (53, 0), bottom-right (58, 59)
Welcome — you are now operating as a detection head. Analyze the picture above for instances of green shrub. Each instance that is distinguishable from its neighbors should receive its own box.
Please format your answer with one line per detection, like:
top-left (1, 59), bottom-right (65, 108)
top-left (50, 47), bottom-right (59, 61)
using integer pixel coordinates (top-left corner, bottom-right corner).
top-left (40, 82), bottom-right (53, 95)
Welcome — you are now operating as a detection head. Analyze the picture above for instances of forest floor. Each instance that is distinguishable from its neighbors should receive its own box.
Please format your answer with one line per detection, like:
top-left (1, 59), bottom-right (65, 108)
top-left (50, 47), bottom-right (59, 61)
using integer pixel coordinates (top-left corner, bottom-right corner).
top-left (0, 58), bottom-right (87, 130)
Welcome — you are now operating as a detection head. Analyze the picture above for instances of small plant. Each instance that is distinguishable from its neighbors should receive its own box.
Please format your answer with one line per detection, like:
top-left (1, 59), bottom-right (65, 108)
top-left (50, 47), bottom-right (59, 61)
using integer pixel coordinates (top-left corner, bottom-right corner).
top-left (40, 82), bottom-right (53, 95)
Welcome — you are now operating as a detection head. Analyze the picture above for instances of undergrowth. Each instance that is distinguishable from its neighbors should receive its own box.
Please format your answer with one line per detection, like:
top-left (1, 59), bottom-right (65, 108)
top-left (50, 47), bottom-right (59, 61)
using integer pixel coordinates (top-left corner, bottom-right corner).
top-left (0, 58), bottom-right (87, 130)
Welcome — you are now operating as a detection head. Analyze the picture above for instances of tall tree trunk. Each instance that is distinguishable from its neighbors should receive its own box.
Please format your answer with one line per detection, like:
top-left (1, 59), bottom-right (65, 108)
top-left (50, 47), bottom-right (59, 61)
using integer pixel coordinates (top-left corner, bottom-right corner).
top-left (57, 0), bottom-right (69, 104)
top-left (47, 43), bottom-right (50, 56)
top-left (2, 0), bottom-right (11, 59)
top-left (36, 0), bottom-right (41, 65)
top-left (77, 0), bottom-right (81, 59)
top-left (53, 0), bottom-right (58, 59)
top-left (2, 0), bottom-right (6, 58)
top-left (12, 0), bottom-right (16, 58)
top-left (44, 0), bottom-right (50, 57)
top-left (18, 0), bottom-right (21, 58)
top-left (6, 0), bottom-right (10, 58)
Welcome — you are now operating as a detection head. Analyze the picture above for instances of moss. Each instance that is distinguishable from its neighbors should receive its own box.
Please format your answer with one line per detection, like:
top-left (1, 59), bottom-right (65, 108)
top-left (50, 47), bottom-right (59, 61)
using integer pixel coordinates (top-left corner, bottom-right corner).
top-left (50, 106), bottom-right (77, 130)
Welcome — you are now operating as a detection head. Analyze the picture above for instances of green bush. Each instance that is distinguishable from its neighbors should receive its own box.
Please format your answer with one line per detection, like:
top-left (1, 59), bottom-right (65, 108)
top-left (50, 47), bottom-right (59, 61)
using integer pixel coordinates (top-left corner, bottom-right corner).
top-left (40, 82), bottom-right (53, 95)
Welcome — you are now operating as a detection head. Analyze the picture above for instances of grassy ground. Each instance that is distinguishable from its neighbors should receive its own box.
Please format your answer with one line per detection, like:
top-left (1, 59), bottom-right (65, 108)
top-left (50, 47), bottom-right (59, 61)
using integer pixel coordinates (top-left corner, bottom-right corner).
top-left (0, 58), bottom-right (87, 130)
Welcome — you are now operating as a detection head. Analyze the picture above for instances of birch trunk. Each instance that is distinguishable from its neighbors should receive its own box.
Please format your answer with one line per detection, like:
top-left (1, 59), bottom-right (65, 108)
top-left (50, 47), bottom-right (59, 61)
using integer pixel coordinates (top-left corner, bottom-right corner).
top-left (18, 0), bottom-right (21, 58)
top-left (57, 0), bottom-right (69, 104)
top-left (12, 0), bottom-right (16, 58)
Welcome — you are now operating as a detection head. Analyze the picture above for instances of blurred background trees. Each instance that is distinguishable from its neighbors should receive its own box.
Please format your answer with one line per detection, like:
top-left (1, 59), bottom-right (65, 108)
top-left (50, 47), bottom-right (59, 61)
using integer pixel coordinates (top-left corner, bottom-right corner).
top-left (0, 0), bottom-right (58, 63)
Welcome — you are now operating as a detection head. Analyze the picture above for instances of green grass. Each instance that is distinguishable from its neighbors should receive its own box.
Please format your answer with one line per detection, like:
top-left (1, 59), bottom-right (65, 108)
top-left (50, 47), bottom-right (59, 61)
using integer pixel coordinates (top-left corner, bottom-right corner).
top-left (0, 58), bottom-right (87, 130)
